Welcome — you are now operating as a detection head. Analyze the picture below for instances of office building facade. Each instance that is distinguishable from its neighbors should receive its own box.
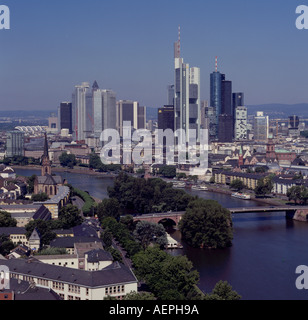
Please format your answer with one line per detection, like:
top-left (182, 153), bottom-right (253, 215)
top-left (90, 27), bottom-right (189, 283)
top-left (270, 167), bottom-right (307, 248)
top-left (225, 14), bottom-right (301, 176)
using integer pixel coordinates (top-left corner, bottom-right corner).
top-left (174, 38), bottom-right (200, 143)
top-left (158, 105), bottom-right (175, 131)
top-left (6, 131), bottom-right (25, 158)
top-left (235, 106), bottom-right (248, 140)
top-left (253, 112), bottom-right (269, 142)
top-left (59, 102), bottom-right (73, 134)
top-left (116, 100), bottom-right (146, 136)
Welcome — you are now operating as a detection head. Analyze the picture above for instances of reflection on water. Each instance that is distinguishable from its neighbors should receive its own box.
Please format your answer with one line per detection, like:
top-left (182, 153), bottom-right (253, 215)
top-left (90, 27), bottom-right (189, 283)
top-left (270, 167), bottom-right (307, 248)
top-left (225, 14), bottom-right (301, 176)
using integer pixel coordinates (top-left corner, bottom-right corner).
top-left (15, 168), bottom-right (308, 300)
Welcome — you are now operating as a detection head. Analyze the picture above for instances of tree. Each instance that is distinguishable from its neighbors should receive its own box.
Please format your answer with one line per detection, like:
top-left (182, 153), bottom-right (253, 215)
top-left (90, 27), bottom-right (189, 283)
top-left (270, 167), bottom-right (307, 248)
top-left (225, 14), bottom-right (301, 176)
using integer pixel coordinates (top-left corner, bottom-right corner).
top-left (123, 291), bottom-right (156, 300)
top-left (58, 204), bottom-right (83, 229)
top-left (27, 174), bottom-right (37, 194)
top-left (97, 198), bottom-right (121, 221)
top-left (133, 221), bottom-right (168, 249)
top-left (204, 281), bottom-right (241, 300)
top-left (254, 177), bottom-right (273, 197)
top-left (31, 193), bottom-right (49, 202)
top-left (59, 152), bottom-right (77, 168)
top-left (25, 220), bottom-right (56, 246)
top-left (158, 165), bottom-right (176, 178)
top-left (132, 246), bottom-right (200, 300)
top-left (179, 198), bottom-right (233, 249)
top-left (230, 179), bottom-right (245, 192)
top-left (0, 234), bottom-right (15, 256)
top-left (101, 228), bottom-right (113, 247)
top-left (0, 211), bottom-right (17, 227)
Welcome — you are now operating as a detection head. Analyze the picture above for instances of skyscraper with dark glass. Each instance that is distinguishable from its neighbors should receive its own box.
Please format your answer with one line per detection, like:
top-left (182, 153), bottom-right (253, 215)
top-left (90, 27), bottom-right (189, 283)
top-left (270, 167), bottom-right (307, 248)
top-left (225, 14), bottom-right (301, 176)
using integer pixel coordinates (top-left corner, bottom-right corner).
top-left (210, 59), bottom-right (233, 140)
top-left (59, 102), bottom-right (72, 134)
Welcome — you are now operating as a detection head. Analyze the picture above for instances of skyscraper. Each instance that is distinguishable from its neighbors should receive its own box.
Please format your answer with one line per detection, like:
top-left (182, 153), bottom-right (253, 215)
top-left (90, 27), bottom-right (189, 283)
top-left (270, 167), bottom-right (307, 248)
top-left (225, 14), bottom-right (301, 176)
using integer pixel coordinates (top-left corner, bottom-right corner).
top-left (116, 100), bottom-right (146, 136)
top-left (72, 82), bottom-right (93, 141)
top-left (59, 102), bottom-right (72, 134)
top-left (210, 57), bottom-right (234, 139)
top-left (174, 27), bottom-right (200, 143)
top-left (218, 114), bottom-right (233, 142)
top-left (253, 112), bottom-right (269, 142)
top-left (72, 81), bottom-right (117, 141)
top-left (6, 131), bottom-right (25, 158)
top-left (158, 106), bottom-right (175, 131)
top-left (235, 106), bottom-right (248, 140)
top-left (167, 85), bottom-right (175, 106)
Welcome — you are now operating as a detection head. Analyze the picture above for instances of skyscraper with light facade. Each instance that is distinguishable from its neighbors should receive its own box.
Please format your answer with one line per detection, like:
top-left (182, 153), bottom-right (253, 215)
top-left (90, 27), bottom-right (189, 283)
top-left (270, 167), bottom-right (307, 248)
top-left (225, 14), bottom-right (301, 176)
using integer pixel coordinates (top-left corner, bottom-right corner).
top-left (173, 28), bottom-right (201, 143)
top-left (72, 81), bottom-right (117, 141)
top-left (253, 112), bottom-right (269, 142)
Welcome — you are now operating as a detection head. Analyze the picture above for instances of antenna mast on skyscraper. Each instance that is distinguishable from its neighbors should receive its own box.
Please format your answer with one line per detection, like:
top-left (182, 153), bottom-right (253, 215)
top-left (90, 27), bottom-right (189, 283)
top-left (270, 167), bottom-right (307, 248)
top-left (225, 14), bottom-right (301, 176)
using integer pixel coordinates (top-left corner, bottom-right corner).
top-left (215, 56), bottom-right (218, 72)
top-left (178, 25), bottom-right (181, 57)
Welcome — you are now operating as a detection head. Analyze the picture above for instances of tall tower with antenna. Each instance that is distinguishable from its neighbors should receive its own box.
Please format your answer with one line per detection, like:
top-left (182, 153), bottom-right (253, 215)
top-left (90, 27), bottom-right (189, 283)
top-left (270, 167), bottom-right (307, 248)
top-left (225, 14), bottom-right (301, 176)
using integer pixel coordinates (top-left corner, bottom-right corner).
top-left (173, 27), bottom-right (201, 143)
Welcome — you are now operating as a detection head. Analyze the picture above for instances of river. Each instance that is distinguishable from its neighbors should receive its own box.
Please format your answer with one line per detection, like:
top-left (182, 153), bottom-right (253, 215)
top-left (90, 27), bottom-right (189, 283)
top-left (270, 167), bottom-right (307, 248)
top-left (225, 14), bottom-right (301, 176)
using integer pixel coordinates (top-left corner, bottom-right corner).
top-left (15, 168), bottom-right (308, 300)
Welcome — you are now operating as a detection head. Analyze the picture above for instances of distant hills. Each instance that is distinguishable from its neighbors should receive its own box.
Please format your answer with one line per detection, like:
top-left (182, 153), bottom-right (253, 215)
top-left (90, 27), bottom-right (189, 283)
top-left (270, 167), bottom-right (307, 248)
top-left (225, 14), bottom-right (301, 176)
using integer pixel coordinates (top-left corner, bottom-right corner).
top-left (246, 104), bottom-right (308, 118)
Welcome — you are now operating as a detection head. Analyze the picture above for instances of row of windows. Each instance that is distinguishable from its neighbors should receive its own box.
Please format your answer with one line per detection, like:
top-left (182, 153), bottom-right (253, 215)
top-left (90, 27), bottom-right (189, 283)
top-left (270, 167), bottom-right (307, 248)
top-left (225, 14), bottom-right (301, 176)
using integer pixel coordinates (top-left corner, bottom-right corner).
top-left (105, 285), bottom-right (125, 295)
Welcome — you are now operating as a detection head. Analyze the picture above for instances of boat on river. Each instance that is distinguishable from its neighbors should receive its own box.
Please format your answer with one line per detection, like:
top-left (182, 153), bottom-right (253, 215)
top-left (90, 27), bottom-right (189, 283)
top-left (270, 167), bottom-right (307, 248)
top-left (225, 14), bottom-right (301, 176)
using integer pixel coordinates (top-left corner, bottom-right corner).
top-left (192, 185), bottom-right (208, 191)
top-left (231, 192), bottom-right (251, 200)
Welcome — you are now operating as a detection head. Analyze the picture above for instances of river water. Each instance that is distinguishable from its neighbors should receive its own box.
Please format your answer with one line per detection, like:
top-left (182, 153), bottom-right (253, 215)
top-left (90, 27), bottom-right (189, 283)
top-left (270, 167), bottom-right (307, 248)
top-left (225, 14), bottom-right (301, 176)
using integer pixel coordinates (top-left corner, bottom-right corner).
top-left (15, 168), bottom-right (308, 300)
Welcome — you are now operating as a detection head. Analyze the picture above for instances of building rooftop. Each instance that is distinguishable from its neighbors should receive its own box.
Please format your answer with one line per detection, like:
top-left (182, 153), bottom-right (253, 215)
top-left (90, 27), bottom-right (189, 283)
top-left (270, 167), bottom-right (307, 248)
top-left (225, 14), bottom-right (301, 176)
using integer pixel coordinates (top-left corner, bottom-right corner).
top-left (2, 258), bottom-right (138, 288)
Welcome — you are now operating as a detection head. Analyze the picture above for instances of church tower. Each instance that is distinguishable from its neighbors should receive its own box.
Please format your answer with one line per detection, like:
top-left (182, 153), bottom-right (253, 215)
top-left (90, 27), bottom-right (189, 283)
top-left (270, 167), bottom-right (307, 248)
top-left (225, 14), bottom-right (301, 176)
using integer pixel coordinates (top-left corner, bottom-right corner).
top-left (41, 133), bottom-right (52, 176)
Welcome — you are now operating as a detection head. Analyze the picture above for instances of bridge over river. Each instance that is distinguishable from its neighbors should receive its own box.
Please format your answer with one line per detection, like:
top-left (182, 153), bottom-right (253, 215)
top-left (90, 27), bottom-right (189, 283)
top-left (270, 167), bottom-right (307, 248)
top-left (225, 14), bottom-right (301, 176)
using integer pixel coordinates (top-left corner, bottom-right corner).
top-left (132, 206), bottom-right (308, 226)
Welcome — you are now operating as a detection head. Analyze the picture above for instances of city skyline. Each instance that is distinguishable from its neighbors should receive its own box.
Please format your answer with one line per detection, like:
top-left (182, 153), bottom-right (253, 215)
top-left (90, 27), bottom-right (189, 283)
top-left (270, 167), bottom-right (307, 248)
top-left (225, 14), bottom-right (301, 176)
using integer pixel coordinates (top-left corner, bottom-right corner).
top-left (0, 0), bottom-right (308, 111)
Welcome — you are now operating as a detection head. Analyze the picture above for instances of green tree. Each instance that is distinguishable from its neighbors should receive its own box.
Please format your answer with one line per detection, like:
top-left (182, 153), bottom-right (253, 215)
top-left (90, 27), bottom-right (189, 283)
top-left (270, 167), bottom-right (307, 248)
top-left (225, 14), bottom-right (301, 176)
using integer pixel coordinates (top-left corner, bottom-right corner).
top-left (0, 234), bottom-right (15, 256)
top-left (230, 179), bottom-right (245, 192)
top-left (25, 220), bottom-right (56, 246)
top-left (133, 221), bottom-right (168, 249)
top-left (97, 198), bottom-right (121, 221)
top-left (26, 174), bottom-right (37, 194)
top-left (254, 177), bottom-right (274, 197)
top-left (132, 246), bottom-right (200, 300)
top-left (58, 204), bottom-right (83, 229)
top-left (101, 228), bottom-right (113, 247)
top-left (0, 211), bottom-right (17, 227)
top-left (59, 152), bottom-right (77, 168)
top-left (31, 193), bottom-right (49, 202)
top-left (179, 199), bottom-right (233, 249)
top-left (204, 280), bottom-right (241, 300)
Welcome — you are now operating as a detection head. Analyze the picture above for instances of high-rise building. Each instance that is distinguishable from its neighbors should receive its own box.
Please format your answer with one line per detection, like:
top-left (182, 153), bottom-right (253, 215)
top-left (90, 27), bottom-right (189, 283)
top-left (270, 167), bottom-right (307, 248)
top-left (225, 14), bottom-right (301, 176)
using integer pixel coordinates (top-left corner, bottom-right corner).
top-left (158, 106), bottom-right (175, 131)
top-left (59, 102), bottom-right (72, 134)
top-left (210, 57), bottom-right (233, 137)
top-left (221, 80), bottom-right (232, 116)
top-left (174, 27), bottom-right (200, 143)
top-left (93, 82), bottom-right (117, 138)
top-left (72, 82), bottom-right (93, 141)
top-left (72, 81), bottom-right (117, 141)
top-left (167, 85), bottom-right (175, 106)
top-left (6, 131), bottom-right (25, 158)
top-left (253, 112), bottom-right (269, 142)
top-left (288, 115), bottom-right (300, 137)
top-left (235, 106), bottom-right (248, 140)
top-left (116, 100), bottom-right (146, 136)
top-left (232, 93), bottom-right (244, 110)
top-left (218, 114), bottom-right (233, 142)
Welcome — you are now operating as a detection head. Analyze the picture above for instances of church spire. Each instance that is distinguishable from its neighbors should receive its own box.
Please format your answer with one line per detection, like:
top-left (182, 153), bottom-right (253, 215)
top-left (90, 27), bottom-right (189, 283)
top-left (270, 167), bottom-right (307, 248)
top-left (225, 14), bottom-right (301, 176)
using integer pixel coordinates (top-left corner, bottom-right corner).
top-left (41, 132), bottom-right (51, 176)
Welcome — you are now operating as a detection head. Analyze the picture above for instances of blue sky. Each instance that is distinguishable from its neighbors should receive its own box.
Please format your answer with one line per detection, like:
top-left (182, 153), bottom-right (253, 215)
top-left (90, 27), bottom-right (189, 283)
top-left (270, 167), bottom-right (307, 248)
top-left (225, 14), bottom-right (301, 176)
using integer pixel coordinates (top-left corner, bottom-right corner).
top-left (0, 0), bottom-right (307, 110)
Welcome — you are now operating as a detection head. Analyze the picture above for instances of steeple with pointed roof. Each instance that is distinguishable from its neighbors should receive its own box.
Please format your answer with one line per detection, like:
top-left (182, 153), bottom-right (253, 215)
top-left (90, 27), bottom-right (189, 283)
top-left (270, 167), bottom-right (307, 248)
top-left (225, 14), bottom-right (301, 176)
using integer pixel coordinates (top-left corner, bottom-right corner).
top-left (41, 133), bottom-right (52, 176)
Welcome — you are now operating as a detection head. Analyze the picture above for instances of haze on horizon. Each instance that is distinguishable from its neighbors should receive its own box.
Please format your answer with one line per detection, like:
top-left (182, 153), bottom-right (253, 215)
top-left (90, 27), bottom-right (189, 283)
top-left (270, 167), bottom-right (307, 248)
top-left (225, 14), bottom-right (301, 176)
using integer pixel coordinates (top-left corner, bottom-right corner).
top-left (0, 0), bottom-right (307, 111)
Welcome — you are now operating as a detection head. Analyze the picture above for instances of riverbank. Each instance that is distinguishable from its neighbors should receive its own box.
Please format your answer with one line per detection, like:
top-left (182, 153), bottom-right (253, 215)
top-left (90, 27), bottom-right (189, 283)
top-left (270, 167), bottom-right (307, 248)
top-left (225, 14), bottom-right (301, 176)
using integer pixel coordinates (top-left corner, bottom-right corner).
top-left (12, 165), bottom-right (117, 178)
top-left (13, 164), bottom-right (287, 207)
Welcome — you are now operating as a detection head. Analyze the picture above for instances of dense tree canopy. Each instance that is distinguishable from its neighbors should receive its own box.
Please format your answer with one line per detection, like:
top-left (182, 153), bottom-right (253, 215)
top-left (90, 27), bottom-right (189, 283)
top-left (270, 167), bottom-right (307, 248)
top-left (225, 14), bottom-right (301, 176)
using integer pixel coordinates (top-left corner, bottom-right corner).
top-left (133, 221), bottom-right (167, 249)
top-left (132, 246), bottom-right (200, 300)
top-left (179, 199), bottom-right (233, 249)
top-left (107, 172), bottom-right (195, 214)
top-left (0, 211), bottom-right (17, 227)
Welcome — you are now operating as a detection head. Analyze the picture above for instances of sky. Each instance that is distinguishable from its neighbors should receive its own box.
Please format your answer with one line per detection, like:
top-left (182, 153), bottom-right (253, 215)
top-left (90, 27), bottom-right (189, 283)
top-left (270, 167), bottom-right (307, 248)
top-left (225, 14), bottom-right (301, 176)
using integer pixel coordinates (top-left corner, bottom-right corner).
top-left (0, 0), bottom-right (308, 111)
